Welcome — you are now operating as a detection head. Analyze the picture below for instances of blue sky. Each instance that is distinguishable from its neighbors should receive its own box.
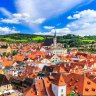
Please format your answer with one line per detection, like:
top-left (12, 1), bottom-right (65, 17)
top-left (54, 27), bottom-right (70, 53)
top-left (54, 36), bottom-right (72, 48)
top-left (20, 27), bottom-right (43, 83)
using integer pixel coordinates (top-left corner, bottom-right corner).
top-left (0, 0), bottom-right (96, 35)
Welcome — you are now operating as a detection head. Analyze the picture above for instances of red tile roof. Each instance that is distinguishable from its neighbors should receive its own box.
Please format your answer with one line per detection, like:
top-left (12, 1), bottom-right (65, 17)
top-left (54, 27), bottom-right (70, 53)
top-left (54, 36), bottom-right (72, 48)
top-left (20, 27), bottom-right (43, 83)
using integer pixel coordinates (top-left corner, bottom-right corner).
top-left (35, 79), bottom-right (47, 96)
top-left (43, 77), bottom-right (55, 96)
top-left (64, 73), bottom-right (96, 95)
top-left (24, 85), bottom-right (37, 96)
top-left (52, 74), bottom-right (66, 86)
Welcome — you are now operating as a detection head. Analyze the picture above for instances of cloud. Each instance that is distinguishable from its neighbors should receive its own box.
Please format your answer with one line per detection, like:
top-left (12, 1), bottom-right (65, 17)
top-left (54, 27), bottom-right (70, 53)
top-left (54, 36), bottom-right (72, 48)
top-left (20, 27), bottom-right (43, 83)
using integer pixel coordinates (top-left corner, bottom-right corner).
top-left (14, 0), bottom-right (94, 33)
top-left (34, 27), bottom-right (71, 36)
top-left (67, 9), bottom-right (96, 35)
top-left (0, 13), bottom-right (45, 24)
top-left (0, 13), bottom-right (31, 24)
top-left (0, 27), bottom-right (20, 35)
top-left (44, 26), bottom-right (55, 30)
top-left (1, 18), bottom-right (20, 24)
top-left (15, 0), bottom-right (93, 20)
top-left (67, 9), bottom-right (96, 19)
top-left (35, 9), bottom-right (96, 36)
top-left (32, 18), bottom-right (46, 24)
top-left (0, 7), bottom-right (12, 17)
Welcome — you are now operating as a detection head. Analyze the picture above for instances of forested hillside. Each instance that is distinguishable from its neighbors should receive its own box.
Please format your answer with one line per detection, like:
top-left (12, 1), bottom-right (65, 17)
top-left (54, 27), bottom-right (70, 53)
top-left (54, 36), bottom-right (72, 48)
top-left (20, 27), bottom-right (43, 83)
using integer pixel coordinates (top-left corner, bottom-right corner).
top-left (0, 34), bottom-right (96, 47)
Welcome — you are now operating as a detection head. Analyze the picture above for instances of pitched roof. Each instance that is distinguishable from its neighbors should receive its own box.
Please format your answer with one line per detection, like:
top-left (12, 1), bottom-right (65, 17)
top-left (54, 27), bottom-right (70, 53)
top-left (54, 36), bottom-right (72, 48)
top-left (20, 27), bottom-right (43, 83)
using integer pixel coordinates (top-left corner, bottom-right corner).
top-left (43, 77), bottom-right (55, 96)
top-left (14, 54), bottom-right (24, 61)
top-left (24, 85), bottom-right (37, 96)
top-left (35, 79), bottom-right (47, 96)
top-left (27, 51), bottom-right (47, 60)
top-left (45, 55), bottom-right (54, 59)
top-left (43, 38), bottom-right (53, 46)
top-left (64, 73), bottom-right (96, 95)
top-left (2, 60), bottom-right (14, 66)
top-left (83, 76), bottom-right (96, 95)
top-left (52, 74), bottom-right (66, 86)
top-left (56, 65), bottom-right (66, 73)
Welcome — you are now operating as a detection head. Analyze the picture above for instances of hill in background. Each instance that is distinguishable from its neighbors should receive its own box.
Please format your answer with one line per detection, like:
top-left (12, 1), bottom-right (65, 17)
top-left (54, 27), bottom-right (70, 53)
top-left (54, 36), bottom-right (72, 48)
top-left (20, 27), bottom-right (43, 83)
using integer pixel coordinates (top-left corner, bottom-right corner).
top-left (0, 33), bottom-right (96, 48)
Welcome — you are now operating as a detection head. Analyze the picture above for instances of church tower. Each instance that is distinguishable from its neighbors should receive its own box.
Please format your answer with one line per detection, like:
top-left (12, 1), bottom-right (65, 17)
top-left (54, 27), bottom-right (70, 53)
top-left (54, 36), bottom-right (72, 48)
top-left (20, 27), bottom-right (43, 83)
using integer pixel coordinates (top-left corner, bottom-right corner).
top-left (53, 30), bottom-right (57, 47)
top-left (52, 74), bottom-right (66, 96)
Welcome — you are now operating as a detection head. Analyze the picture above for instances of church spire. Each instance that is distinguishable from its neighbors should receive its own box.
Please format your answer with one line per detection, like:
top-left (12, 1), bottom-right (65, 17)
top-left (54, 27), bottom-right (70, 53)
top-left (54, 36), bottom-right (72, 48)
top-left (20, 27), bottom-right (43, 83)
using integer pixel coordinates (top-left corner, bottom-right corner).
top-left (54, 29), bottom-right (56, 38)
top-left (53, 29), bottom-right (57, 48)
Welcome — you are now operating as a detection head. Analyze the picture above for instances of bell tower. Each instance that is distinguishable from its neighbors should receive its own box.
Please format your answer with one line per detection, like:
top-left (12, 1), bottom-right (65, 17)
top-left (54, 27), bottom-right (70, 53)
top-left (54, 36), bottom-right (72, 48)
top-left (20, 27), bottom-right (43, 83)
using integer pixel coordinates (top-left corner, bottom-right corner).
top-left (53, 30), bottom-right (57, 47)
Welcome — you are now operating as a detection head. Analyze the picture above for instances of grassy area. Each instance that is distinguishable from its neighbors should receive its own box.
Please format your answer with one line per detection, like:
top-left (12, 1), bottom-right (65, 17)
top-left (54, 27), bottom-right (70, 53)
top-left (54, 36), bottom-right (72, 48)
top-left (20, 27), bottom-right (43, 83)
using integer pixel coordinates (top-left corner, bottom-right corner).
top-left (82, 40), bottom-right (96, 43)
top-left (0, 34), bottom-right (45, 43)
top-left (1, 38), bottom-right (28, 42)
top-left (32, 36), bottom-right (44, 41)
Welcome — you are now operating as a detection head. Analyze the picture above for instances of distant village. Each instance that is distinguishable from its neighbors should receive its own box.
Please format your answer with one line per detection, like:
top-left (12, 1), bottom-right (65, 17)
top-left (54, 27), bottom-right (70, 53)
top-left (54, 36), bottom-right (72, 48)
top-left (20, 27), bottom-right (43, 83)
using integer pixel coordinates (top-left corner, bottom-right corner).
top-left (0, 32), bottom-right (96, 96)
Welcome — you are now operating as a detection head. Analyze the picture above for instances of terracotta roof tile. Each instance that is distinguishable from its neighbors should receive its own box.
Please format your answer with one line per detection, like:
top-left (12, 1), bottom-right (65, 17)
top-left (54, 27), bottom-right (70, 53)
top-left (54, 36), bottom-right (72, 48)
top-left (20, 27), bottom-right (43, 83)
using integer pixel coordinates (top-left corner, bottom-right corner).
top-left (24, 85), bottom-right (37, 96)
top-left (2, 60), bottom-right (14, 66)
top-left (52, 74), bottom-right (66, 86)
top-left (64, 73), bottom-right (96, 95)
top-left (35, 79), bottom-right (47, 96)
top-left (43, 78), bottom-right (55, 96)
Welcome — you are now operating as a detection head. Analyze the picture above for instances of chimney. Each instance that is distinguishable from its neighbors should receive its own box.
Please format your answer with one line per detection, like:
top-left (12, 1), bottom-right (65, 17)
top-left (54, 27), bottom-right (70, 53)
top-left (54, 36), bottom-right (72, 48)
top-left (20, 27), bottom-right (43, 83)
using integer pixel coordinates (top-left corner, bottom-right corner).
top-left (84, 71), bottom-right (86, 77)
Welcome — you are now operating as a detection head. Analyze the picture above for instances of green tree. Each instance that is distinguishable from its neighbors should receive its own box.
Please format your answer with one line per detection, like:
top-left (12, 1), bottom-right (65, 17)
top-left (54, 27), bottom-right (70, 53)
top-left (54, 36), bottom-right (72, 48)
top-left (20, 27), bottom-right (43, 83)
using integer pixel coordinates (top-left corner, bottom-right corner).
top-left (12, 50), bottom-right (18, 56)
top-left (6, 52), bottom-right (10, 57)
top-left (67, 92), bottom-right (78, 96)
top-left (3, 52), bottom-right (6, 57)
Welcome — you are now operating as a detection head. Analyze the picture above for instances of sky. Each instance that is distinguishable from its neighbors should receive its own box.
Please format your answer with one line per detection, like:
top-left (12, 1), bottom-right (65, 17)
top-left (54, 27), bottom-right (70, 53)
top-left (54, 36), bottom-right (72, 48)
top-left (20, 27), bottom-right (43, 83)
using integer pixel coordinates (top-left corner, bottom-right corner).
top-left (0, 0), bottom-right (96, 36)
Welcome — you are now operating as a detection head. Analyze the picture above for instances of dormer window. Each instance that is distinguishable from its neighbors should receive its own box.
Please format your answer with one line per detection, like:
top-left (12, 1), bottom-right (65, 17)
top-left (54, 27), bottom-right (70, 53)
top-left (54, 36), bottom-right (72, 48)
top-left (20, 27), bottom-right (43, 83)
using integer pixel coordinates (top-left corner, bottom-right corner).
top-left (71, 77), bottom-right (74, 81)
top-left (75, 86), bottom-right (78, 89)
top-left (69, 83), bottom-right (72, 86)
top-left (85, 88), bottom-right (89, 91)
top-left (87, 81), bottom-right (91, 85)
top-left (75, 89), bottom-right (78, 93)
top-left (76, 79), bottom-right (79, 82)
top-left (92, 88), bottom-right (95, 91)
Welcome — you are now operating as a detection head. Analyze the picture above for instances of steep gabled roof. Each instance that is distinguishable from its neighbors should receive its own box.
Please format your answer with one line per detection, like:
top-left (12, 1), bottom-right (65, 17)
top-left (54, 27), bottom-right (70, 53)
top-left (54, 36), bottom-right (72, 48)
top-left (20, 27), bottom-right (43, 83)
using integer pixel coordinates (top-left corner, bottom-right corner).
top-left (24, 85), bottom-right (37, 96)
top-left (83, 77), bottom-right (96, 95)
top-left (43, 38), bottom-right (53, 46)
top-left (64, 73), bottom-right (96, 95)
top-left (56, 65), bottom-right (66, 73)
top-left (43, 77), bottom-right (55, 96)
top-left (2, 60), bottom-right (14, 66)
top-left (52, 74), bottom-right (66, 86)
top-left (35, 79), bottom-right (47, 96)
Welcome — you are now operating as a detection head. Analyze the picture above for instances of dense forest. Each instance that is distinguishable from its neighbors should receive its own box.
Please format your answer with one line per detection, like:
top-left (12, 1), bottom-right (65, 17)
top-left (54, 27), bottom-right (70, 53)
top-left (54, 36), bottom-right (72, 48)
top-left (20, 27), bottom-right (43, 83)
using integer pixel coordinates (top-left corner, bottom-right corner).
top-left (57, 34), bottom-right (96, 47)
top-left (0, 33), bottom-right (96, 48)
top-left (0, 33), bottom-right (45, 43)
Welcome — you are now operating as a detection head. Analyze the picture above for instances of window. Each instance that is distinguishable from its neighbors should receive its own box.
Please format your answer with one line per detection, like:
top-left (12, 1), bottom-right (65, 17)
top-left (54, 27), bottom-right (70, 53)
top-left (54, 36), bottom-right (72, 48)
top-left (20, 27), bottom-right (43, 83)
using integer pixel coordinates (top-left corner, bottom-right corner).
top-left (61, 89), bottom-right (63, 92)
top-left (87, 81), bottom-right (91, 85)
top-left (92, 88), bottom-right (95, 91)
top-left (85, 88), bottom-right (89, 91)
